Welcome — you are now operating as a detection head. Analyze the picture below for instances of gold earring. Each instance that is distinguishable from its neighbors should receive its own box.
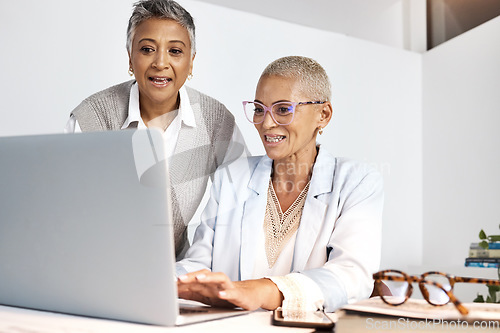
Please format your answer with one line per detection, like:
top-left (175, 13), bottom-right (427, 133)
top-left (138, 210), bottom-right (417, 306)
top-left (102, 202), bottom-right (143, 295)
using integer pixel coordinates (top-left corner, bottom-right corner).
top-left (319, 127), bottom-right (324, 135)
top-left (188, 73), bottom-right (193, 80)
top-left (128, 67), bottom-right (134, 76)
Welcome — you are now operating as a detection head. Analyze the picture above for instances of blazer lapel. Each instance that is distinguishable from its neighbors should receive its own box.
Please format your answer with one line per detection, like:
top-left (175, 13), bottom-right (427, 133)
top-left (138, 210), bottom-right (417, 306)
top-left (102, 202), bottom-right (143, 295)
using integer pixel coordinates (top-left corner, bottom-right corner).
top-left (239, 156), bottom-right (272, 280)
top-left (292, 148), bottom-right (337, 271)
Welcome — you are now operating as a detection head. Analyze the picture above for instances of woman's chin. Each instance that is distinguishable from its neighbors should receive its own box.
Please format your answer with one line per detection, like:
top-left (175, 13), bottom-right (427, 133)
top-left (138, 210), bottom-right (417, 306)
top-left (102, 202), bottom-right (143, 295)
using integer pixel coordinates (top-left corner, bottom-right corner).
top-left (263, 147), bottom-right (285, 161)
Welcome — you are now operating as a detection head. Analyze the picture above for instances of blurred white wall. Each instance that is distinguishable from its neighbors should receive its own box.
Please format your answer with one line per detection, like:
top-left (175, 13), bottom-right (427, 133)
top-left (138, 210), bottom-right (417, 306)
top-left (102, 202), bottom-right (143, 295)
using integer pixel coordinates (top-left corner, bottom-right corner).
top-left (422, 16), bottom-right (500, 269)
top-left (0, 0), bottom-right (133, 136)
top-left (197, 0), bottom-right (427, 52)
top-left (3, 0), bottom-right (498, 276)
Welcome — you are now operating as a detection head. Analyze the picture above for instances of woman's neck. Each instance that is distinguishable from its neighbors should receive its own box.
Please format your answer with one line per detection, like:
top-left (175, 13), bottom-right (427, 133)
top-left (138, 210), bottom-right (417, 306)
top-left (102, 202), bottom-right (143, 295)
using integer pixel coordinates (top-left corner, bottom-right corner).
top-left (271, 145), bottom-right (318, 200)
top-left (272, 146), bottom-right (318, 182)
top-left (139, 93), bottom-right (180, 125)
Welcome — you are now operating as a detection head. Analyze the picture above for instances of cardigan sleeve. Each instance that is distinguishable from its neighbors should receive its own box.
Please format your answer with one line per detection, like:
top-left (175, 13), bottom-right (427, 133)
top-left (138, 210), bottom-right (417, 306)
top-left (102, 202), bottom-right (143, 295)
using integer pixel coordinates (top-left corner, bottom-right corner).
top-left (211, 108), bottom-right (249, 181)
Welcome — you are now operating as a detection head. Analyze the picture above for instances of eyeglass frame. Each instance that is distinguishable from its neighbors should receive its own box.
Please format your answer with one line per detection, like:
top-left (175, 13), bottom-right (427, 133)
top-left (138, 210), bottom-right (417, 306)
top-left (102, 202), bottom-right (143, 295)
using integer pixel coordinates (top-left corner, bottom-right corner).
top-left (242, 100), bottom-right (326, 126)
top-left (373, 270), bottom-right (500, 315)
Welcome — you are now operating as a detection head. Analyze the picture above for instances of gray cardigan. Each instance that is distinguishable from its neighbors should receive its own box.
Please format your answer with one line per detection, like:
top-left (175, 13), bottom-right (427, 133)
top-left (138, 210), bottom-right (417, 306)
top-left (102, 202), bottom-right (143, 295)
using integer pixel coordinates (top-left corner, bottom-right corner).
top-left (71, 80), bottom-right (238, 257)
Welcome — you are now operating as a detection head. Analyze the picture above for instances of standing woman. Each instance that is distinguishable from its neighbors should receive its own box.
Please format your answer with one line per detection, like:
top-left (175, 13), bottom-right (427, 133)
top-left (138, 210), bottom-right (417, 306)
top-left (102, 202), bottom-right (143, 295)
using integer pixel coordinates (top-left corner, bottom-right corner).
top-left (65, 0), bottom-right (245, 258)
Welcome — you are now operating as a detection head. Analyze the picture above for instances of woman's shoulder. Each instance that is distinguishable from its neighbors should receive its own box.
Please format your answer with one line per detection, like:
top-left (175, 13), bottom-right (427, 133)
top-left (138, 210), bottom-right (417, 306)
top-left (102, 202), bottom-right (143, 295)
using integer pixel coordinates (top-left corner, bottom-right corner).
top-left (81, 80), bottom-right (134, 104)
top-left (71, 80), bottom-right (134, 130)
top-left (184, 86), bottom-right (230, 114)
top-left (213, 154), bottom-right (266, 182)
top-left (218, 154), bottom-right (264, 173)
top-left (316, 147), bottom-right (383, 186)
top-left (334, 156), bottom-right (384, 192)
top-left (335, 157), bottom-right (381, 176)
top-left (183, 86), bottom-right (236, 135)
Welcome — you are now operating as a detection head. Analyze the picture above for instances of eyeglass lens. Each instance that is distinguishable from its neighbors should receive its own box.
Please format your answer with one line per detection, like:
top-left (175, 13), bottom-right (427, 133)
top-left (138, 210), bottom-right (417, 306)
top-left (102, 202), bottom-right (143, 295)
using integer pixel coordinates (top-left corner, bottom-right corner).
top-left (244, 102), bottom-right (294, 125)
top-left (420, 273), bottom-right (451, 305)
top-left (381, 271), bottom-right (411, 305)
top-left (381, 272), bottom-right (452, 306)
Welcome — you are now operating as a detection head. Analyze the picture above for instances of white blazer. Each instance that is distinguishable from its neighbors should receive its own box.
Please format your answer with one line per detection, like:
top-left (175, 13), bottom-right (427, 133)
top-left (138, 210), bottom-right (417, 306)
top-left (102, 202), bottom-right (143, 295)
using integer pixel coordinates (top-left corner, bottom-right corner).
top-left (177, 146), bottom-right (383, 311)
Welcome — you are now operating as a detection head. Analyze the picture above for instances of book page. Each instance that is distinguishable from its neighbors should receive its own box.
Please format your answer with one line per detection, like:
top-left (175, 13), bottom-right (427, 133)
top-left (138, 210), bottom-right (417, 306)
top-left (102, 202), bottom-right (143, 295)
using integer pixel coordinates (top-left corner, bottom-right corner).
top-left (342, 297), bottom-right (500, 322)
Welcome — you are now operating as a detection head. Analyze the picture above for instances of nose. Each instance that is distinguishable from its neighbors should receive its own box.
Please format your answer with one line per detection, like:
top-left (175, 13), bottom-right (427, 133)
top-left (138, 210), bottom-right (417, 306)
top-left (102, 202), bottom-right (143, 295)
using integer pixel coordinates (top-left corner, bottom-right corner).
top-left (261, 109), bottom-right (278, 128)
top-left (152, 49), bottom-right (169, 70)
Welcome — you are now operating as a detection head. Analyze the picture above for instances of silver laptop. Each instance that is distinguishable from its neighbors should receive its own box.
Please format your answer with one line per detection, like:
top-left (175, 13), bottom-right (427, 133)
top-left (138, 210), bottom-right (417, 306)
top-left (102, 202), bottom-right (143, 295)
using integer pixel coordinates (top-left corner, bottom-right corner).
top-left (0, 129), bottom-right (247, 326)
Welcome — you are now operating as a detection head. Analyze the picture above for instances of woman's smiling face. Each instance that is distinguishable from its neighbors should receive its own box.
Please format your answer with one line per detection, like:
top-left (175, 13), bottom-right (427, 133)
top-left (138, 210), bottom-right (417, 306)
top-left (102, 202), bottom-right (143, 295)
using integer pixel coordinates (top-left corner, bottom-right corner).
top-left (254, 75), bottom-right (331, 163)
top-left (129, 18), bottom-right (194, 113)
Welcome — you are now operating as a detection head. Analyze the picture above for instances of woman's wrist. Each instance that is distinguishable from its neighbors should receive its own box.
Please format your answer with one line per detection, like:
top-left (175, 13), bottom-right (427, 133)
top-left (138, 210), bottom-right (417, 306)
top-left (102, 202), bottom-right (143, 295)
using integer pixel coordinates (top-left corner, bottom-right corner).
top-left (259, 278), bottom-right (284, 310)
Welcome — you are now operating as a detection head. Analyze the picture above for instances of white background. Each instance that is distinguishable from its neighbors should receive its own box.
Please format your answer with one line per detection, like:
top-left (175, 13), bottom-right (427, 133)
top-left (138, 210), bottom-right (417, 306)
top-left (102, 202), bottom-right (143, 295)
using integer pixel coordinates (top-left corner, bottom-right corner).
top-left (1, 0), bottom-right (499, 297)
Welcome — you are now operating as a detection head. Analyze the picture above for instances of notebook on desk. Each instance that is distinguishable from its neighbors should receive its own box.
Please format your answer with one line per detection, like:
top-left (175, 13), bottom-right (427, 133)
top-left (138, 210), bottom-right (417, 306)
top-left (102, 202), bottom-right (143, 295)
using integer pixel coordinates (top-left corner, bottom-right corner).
top-left (0, 129), bottom-right (247, 326)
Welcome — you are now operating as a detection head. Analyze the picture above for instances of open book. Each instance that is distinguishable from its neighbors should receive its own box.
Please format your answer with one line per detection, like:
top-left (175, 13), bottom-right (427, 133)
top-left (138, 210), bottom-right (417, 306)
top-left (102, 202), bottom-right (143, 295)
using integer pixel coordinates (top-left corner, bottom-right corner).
top-left (341, 297), bottom-right (500, 322)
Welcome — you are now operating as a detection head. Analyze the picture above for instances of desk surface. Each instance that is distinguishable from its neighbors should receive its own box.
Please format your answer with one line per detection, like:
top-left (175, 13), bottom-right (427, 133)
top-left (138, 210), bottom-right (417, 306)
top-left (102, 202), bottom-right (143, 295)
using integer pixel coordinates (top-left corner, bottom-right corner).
top-left (0, 305), bottom-right (308, 333)
top-left (1, 305), bottom-right (499, 332)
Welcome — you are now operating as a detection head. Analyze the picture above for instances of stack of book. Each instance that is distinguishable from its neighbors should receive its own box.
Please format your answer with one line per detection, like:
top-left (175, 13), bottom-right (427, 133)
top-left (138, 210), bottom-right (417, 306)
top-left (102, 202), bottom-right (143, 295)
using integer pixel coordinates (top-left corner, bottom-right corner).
top-left (465, 242), bottom-right (500, 268)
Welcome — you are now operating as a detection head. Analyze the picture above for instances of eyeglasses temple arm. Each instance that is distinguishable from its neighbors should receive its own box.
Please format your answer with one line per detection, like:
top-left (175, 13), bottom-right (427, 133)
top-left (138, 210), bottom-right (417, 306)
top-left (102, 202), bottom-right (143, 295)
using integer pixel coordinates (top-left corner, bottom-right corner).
top-left (454, 277), bottom-right (500, 285)
top-left (447, 292), bottom-right (469, 315)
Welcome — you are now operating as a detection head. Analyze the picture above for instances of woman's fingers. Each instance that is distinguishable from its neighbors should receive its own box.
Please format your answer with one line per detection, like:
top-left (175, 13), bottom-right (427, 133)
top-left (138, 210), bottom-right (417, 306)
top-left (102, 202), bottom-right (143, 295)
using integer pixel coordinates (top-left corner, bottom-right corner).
top-left (177, 270), bottom-right (238, 307)
top-left (193, 271), bottom-right (235, 289)
top-left (178, 271), bottom-right (234, 289)
top-left (177, 272), bottom-right (282, 311)
top-left (215, 280), bottom-right (261, 310)
top-left (177, 269), bottom-right (211, 283)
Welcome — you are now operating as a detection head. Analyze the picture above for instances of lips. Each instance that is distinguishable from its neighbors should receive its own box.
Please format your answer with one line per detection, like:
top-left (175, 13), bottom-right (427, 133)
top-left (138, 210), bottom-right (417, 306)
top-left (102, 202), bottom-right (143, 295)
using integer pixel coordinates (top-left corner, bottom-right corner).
top-left (149, 76), bottom-right (172, 87)
top-left (265, 135), bottom-right (286, 143)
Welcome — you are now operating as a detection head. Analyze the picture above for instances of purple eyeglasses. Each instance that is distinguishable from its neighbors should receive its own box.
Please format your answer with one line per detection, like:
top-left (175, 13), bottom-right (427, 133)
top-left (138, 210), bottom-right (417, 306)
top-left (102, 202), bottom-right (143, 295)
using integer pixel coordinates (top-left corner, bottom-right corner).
top-left (242, 100), bottom-right (326, 125)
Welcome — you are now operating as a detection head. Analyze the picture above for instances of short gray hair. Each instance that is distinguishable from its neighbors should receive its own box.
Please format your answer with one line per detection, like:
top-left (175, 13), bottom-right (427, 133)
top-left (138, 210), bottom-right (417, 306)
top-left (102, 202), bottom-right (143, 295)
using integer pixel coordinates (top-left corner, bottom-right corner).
top-left (126, 0), bottom-right (196, 55)
top-left (261, 56), bottom-right (331, 101)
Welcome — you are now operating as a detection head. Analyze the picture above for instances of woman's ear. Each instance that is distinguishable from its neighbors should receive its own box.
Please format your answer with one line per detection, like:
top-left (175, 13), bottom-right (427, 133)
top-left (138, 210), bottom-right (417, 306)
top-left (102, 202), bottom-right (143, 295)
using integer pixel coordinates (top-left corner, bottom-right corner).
top-left (189, 52), bottom-right (196, 76)
top-left (127, 53), bottom-right (134, 76)
top-left (318, 101), bottom-right (333, 128)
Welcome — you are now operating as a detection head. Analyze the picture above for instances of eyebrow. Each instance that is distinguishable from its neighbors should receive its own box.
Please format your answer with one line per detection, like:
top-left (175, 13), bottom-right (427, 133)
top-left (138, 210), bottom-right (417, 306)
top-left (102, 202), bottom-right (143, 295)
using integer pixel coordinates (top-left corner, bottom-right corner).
top-left (138, 38), bottom-right (187, 47)
top-left (138, 38), bottom-right (156, 44)
top-left (254, 99), bottom-right (291, 104)
top-left (169, 40), bottom-right (187, 47)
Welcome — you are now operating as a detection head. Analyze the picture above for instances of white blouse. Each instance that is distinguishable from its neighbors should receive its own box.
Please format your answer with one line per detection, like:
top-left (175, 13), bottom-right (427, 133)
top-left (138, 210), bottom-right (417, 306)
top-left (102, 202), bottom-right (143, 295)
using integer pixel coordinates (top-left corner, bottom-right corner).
top-left (251, 189), bottom-right (325, 312)
top-left (65, 83), bottom-right (195, 160)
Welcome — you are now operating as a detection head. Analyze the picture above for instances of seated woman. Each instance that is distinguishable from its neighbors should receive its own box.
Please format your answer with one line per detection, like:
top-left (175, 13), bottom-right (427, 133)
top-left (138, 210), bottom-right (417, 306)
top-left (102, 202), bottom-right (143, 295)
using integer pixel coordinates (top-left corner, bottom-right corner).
top-left (65, 0), bottom-right (245, 258)
top-left (176, 56), bottom-right (383, 312)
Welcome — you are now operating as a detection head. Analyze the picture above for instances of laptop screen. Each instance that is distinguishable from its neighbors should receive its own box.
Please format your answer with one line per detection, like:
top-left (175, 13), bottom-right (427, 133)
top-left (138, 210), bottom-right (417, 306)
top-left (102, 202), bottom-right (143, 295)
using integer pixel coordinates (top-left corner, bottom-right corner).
top-left (0, 129), bottom-right (179, 326)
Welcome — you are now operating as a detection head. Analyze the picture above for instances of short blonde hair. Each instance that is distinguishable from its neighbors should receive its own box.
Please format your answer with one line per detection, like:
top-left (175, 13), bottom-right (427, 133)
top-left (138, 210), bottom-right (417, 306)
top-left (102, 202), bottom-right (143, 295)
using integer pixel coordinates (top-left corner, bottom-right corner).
top-left (261, 56), bottom-right (331, 101)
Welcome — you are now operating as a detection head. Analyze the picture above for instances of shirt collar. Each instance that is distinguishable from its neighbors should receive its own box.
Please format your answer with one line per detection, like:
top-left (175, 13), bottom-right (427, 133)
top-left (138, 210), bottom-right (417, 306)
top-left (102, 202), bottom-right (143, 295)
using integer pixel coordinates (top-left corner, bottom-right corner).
top-left (122, 83), bottom-right (196, 129)
top-left (178, 85), bottom-right (196, 128)
top-left (122, 82), bottom-right (142, 129)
